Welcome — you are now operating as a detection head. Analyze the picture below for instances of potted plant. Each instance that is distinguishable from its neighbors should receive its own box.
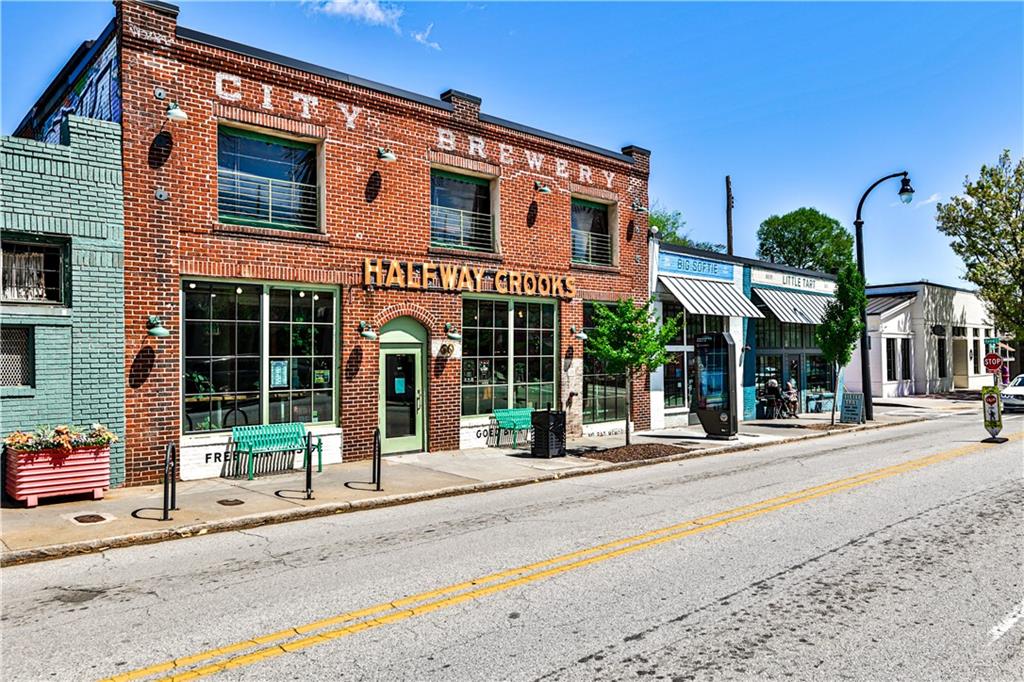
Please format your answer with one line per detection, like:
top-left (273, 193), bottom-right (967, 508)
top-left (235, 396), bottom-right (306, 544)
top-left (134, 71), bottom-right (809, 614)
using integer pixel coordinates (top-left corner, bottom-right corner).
top-left (4, 424), bottom-right (117, 507)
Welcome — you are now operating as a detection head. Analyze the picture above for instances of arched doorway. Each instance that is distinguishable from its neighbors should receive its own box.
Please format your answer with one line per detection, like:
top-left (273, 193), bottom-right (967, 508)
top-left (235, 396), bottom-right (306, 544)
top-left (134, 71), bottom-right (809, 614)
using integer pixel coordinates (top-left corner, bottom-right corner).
top-left (378, 317), bottom-right (427, 454)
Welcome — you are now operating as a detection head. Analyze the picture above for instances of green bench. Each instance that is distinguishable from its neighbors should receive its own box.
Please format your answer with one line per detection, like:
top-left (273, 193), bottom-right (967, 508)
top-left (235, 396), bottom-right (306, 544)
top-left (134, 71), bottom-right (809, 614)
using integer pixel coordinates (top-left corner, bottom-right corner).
top-left (492, 408), bottom-right (534, 448)
top-left (231, 423), bottom-right (322, 481)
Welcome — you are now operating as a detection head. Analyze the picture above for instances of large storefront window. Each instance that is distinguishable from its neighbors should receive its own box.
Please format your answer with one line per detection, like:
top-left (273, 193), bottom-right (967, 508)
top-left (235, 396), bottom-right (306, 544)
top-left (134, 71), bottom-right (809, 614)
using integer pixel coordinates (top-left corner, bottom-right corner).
top-left (805, 355), bottom-right (830, 393)
top-left (269, 288), bottom-right (335, 424)
top-left (183, 281), bottom-right (336, 434)
top-left (662, 301), bottom-right (685, 345)
top-left (462, 299), bottom-right (556, 416)
top-left (583, 302), bottom-right (627, 424)
top-left (664, 353), bottom-right (687, 408)
top-left (756, 354), bottom-right (782, 396)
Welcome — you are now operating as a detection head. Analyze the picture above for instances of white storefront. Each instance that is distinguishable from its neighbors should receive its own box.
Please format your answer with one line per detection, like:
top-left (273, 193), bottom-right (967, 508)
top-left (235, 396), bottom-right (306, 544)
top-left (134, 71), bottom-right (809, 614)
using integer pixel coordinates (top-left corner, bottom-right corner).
top-left (846, 281), bottom-right (997, 396)
top-left (648, 243), bottom-right (762, 429)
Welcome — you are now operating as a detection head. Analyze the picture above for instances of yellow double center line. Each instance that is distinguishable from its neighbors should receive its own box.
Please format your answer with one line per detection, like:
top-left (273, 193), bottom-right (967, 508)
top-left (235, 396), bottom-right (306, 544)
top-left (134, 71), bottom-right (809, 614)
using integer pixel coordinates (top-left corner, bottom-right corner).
top-left (105, 433), bottom-right (1020, 682)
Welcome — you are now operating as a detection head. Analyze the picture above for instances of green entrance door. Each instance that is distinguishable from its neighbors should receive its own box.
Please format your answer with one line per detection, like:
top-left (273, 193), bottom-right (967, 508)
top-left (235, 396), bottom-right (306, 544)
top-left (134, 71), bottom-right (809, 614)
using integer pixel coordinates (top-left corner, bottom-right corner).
top-left (378, 318), bottom-right (427, 454)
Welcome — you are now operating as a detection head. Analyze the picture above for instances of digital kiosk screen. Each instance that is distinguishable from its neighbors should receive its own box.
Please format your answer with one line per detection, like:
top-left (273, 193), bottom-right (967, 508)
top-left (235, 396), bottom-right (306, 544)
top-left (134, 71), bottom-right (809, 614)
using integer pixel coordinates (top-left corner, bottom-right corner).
top-left (693, 332), bottom-right (738, 438)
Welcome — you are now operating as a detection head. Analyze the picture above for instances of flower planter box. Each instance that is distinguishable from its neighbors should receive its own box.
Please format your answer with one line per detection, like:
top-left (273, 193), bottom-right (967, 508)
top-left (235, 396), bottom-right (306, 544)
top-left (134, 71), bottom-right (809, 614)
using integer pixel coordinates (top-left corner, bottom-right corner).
top-left (5, 446), bottom-right (110, 508)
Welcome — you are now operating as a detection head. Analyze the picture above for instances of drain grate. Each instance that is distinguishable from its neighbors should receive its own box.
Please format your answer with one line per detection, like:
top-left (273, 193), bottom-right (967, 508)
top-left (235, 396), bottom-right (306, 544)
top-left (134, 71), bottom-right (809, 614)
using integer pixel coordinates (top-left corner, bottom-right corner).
top-left (217, 499), bottom-right (245, 506)
top-left (74, 514), bottom-right (106, 524)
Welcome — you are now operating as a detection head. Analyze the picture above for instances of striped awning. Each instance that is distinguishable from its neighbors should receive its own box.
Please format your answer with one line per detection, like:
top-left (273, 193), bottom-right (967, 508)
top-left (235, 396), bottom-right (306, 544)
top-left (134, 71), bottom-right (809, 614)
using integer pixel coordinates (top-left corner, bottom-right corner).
top-left (865, 294), bottom-right (916, 315)
top-left (659, 276), bottom-right (763, 318)
top-left (753, 287), bottom-right (832, 325)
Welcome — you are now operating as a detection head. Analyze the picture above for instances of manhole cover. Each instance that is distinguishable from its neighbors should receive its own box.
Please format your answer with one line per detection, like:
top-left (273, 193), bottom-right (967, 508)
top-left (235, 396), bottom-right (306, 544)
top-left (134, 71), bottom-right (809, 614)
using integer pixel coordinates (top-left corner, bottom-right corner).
top-left (73, 514), bottom-right (106, 524)
top-left (217, 499), bottom-right (245, 506)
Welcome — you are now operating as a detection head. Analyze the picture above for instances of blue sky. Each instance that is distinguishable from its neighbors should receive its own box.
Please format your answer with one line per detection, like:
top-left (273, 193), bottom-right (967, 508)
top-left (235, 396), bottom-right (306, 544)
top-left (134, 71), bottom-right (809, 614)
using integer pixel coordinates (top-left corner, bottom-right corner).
top-left (2, 1), bottom-right (1021, 286)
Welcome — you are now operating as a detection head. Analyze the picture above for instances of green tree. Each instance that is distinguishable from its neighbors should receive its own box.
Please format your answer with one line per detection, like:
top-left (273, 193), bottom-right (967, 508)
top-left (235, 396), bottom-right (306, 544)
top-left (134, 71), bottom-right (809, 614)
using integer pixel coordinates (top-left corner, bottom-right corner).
top-left (649, 205), bottom-right (725, 253)
top-left (587, 298), bottom-right (682, 445)
top-left (814, 262), bottom-right (866, 424)
top-left (756, 207), bottom-right (854, 274)
top-left (936, 150), bottom-right (1024, 339)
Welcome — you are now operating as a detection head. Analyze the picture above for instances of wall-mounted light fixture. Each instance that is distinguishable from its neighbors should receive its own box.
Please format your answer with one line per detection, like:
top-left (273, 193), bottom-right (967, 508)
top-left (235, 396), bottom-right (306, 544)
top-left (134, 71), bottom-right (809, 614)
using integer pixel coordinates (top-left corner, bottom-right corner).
top-left (377, 147), bottom-right (397, 163)
top-left (631, 201), bottom-right (649, 213)
top-left (570, 326), bottom-right (588, 341)
top-left (445, 323), bottom-right (462, 341)
top-left (534, 180), bottom-right (552, 194)
top-left (358, 321), bottom-right (378, 341)
top-left (166, 102), bottom-right (188, 123)
top-left (147, 315), bottom-right (170, 338)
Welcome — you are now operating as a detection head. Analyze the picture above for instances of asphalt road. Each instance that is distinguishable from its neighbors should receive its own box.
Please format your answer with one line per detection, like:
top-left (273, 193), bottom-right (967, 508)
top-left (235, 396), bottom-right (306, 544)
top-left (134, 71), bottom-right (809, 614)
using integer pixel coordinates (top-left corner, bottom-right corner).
top-left (3, 411), bottom-right (1022, 681)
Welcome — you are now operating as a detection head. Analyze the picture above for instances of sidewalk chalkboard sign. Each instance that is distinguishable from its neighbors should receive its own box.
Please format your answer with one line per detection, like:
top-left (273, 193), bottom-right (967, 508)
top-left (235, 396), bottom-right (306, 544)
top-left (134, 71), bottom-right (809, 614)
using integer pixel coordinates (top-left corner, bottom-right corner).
top-left (840, 391), bottom-right (865, 424)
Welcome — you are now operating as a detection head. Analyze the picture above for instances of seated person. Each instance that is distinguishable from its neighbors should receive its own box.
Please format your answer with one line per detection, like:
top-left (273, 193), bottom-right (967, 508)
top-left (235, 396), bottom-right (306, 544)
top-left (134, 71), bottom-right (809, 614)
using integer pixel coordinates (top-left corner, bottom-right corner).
top-left (784, 378), bottom-right (799, 417)
top-left (765, 379), bottom-right (782, 417)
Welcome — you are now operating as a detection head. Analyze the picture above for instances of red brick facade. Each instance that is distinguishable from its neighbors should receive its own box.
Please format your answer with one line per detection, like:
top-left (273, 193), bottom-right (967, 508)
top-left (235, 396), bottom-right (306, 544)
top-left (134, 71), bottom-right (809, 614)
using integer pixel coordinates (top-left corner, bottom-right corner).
top-left (117, 0), bottom-right (650, 485)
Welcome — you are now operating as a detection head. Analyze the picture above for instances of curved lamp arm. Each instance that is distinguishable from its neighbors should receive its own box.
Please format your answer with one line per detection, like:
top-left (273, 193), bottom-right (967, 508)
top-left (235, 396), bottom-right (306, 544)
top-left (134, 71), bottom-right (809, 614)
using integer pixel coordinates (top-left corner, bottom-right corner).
top-left (855, 171), bottom-right (909, 223)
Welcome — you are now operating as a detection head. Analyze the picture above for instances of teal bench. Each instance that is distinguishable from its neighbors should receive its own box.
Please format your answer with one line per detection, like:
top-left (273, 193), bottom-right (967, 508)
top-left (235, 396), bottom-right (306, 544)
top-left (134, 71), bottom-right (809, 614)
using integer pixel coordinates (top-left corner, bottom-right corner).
top-left (492, 408), bottom-right (534, 448)
top-left (231, 423), bottom-right (322, 480)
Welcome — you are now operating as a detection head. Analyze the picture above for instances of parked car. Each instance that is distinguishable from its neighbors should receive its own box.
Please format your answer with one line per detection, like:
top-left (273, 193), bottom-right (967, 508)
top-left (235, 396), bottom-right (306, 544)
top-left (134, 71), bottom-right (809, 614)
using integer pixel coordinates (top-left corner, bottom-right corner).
top-left (1003, 374), bottom-right (1024, 411)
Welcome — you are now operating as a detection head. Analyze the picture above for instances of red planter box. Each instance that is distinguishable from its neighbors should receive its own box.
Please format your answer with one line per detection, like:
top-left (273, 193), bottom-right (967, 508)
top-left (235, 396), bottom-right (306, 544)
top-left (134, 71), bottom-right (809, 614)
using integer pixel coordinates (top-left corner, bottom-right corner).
top-left (5, 447), bottom-right (110, 508)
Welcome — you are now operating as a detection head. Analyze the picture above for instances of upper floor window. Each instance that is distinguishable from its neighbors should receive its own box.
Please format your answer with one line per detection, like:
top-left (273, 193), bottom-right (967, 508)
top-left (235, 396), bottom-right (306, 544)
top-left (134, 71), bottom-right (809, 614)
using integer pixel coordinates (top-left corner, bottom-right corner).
top-left (430, 170), bottom-right (494, 252)
top-left (2, 241), bottom-right (64, 304)
top-left (571, 198), bottom-right (613, 266)
top-left (217, 126), bottom-right (319, 231)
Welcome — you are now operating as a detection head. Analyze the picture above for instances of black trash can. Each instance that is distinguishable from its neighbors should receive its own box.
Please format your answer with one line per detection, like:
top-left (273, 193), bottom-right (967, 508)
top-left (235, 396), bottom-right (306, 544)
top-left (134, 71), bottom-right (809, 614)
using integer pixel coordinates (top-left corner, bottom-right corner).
top-left (531, 408), bottom-right (566, 458)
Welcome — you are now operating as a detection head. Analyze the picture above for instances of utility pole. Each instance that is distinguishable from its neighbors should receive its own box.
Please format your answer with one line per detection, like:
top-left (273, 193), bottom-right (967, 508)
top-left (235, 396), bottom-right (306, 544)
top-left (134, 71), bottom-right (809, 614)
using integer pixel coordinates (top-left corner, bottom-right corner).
top-left (725, 175), bottom-right (734, 255)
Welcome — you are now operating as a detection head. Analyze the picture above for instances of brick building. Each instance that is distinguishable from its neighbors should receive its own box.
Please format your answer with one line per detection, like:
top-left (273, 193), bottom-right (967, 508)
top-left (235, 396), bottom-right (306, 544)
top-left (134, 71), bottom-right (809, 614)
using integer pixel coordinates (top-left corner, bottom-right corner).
top-left (15, 0), bottom-right (651, 484)
top-left (1, 117), bottom-right (126, 484)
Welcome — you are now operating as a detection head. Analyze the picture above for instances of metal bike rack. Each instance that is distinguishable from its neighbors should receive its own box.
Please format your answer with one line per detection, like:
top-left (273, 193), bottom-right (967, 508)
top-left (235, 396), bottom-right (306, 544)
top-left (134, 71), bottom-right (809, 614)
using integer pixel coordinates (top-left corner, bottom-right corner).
top-left (371, 427), bottom-right (382, 492)
top-left (162, 442), bottom-right (178, 521)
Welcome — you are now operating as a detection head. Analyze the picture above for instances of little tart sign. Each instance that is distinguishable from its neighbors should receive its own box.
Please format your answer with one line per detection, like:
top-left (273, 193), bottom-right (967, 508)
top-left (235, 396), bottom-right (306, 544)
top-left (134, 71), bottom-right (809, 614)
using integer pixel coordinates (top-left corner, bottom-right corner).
top-left (363, 258), bottom-right (577, 299)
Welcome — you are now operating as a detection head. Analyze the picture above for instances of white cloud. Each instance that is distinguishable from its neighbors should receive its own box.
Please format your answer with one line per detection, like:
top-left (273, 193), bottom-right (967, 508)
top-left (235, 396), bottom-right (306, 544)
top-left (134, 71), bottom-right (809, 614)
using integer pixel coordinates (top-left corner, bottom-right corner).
top-left (310, 0), bottom-right (403, 33)
top-left (412, 23), bottom-right (441, 50)
top-left (915, 192), bottom-right (941, 209)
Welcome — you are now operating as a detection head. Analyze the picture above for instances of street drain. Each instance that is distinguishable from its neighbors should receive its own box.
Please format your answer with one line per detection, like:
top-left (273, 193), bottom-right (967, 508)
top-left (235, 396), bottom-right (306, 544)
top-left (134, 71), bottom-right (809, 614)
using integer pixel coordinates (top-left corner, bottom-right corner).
top-left (217, 499), bottom-right (245, 506)
top-left (73, 514), bottom-right (106, 524)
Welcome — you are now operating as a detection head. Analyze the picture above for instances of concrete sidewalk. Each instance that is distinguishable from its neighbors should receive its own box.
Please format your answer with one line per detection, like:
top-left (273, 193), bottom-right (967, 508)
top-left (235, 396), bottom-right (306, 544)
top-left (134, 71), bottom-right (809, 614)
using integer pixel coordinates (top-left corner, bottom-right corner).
top-left (1, 410), bottom-right (920, 565)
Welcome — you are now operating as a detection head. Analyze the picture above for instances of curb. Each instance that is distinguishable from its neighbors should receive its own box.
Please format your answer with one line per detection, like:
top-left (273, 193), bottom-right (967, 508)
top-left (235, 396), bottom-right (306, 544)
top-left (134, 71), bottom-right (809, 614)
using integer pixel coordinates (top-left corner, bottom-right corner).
top-left (1, 416), bottom-right (925, 567)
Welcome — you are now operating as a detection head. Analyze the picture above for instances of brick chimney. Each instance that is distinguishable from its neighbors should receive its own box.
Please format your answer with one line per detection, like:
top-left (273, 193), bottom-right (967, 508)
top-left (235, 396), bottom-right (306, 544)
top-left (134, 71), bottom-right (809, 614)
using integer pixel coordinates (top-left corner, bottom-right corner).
top-left (440, 89), bottom-right (482, 123)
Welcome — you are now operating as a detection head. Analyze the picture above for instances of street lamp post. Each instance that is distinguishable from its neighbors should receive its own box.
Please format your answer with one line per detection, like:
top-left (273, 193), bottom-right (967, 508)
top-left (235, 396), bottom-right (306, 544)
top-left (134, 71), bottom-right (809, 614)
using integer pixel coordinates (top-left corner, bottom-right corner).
top-left (854, 171), bottom-right (914, 421)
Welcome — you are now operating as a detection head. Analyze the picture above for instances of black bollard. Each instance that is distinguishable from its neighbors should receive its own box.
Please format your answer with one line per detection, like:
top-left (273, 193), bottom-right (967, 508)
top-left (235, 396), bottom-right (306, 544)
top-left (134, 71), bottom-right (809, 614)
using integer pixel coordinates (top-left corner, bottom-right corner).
top-left (304, 432), bottom-right (314, 500)
top-left (373, 427), bottom-right (382, 492)
top-left (162, 442), bottom-right (176, 521)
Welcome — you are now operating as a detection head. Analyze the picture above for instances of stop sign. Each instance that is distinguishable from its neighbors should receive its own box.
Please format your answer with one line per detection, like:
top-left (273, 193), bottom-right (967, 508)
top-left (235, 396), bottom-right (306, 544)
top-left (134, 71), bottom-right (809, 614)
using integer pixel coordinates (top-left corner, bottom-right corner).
top-left (983, 353), bottom-right (1003, 373)
top-left (985, 393), bottom-right (998, 406)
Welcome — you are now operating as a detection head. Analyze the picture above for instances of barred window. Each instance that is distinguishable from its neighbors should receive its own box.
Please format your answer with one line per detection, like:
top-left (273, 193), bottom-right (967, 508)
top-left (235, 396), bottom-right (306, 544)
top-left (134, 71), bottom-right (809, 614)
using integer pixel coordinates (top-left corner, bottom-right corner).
top-left (0, 327), bottom-right (32, 387)
top-left (2, 242), bottom-right (64, 304)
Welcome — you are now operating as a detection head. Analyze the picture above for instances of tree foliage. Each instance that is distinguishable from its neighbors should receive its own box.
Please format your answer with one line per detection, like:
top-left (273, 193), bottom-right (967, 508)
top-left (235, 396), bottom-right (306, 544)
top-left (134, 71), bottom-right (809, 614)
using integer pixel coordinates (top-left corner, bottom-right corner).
top-left (587, 298), bottom-right (681, 445)
top-left (756, 207), bottom-right (854, 274)
top-left (649, 205), bottom-right (725, 253)
top-left (814, 262), bottom-right (866, 424)
top-left (935, 150), bottom-right (1024, 339)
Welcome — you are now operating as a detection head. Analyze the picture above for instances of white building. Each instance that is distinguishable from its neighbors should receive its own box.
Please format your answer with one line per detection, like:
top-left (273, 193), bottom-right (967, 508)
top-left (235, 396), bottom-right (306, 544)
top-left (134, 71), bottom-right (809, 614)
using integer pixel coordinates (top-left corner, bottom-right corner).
top-left (846, 281), bottom-right (997, 396)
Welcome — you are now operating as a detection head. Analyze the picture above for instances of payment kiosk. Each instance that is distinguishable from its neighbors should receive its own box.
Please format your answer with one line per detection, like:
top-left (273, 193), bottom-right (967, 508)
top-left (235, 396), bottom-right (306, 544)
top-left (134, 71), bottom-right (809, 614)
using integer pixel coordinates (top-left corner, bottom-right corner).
top-left (692, 332), bottom-right (738, 439)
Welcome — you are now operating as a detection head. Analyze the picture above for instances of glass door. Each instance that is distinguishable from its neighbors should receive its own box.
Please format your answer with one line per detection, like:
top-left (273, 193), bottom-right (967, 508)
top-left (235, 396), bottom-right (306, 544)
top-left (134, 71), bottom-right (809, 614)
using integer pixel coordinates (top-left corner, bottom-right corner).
top-left (379, 346), bottom-right (424, 454)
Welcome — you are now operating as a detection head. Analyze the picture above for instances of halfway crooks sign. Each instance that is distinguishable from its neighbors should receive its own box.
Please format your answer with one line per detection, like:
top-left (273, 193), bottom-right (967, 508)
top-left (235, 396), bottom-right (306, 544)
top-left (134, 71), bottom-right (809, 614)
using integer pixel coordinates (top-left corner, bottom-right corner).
top-left (363, 258), bottom-right (577, 299)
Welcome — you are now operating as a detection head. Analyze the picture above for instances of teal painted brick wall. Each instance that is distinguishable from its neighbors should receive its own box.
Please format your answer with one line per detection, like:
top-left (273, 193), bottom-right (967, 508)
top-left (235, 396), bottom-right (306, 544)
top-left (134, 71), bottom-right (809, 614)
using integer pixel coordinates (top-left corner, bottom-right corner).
top-left (1, 116), bottom-right (126, 486)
